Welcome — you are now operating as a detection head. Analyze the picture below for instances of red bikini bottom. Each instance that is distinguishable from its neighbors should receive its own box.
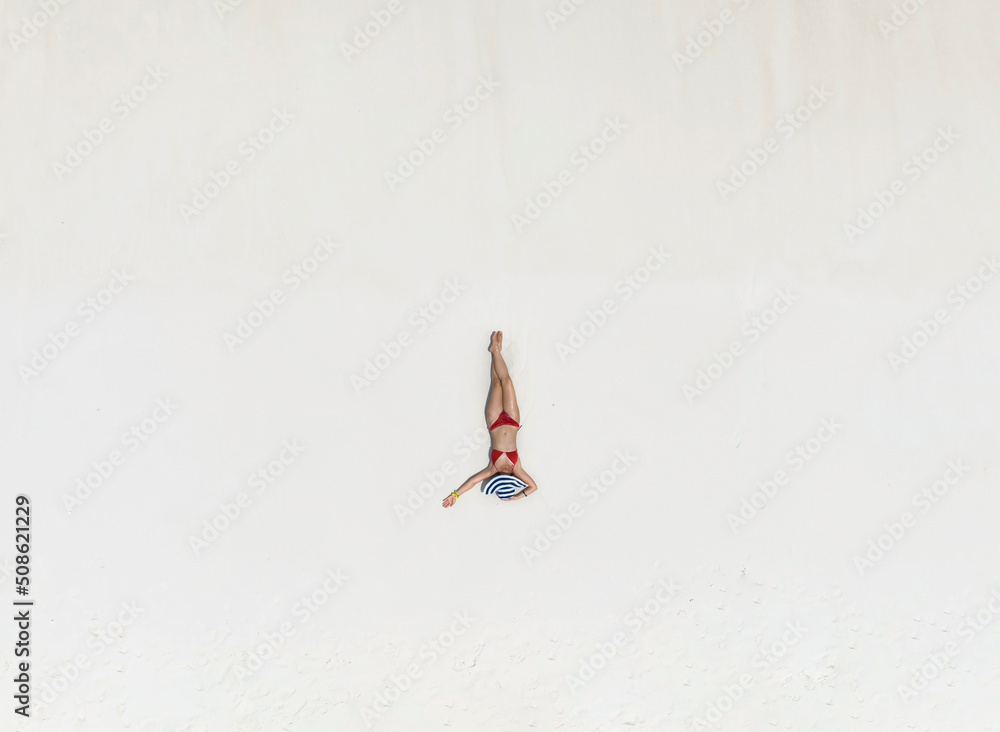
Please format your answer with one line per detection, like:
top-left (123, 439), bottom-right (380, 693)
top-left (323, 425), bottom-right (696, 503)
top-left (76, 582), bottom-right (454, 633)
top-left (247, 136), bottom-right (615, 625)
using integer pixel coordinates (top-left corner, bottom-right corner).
top-left (489, 411), bottom-right (520, 430)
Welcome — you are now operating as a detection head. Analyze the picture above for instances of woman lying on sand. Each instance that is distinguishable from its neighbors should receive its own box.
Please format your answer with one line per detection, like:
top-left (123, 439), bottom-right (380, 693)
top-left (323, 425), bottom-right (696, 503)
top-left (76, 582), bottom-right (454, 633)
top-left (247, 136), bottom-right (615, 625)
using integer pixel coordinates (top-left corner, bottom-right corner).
top-left (442, 331), bottom-right (539, 507)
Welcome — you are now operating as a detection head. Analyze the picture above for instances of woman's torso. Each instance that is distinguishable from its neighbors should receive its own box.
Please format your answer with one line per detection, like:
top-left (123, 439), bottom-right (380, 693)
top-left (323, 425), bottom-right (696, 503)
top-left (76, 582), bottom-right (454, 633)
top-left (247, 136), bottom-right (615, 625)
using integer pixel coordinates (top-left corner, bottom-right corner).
top-left (489, 424), bottom-right (518, 451)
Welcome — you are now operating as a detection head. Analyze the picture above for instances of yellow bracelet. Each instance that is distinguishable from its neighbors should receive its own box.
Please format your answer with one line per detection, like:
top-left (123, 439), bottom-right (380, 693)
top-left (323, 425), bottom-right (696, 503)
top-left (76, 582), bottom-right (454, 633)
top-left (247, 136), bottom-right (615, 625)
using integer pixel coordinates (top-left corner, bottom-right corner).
top-left (450, 490), bottom-right (459, 498)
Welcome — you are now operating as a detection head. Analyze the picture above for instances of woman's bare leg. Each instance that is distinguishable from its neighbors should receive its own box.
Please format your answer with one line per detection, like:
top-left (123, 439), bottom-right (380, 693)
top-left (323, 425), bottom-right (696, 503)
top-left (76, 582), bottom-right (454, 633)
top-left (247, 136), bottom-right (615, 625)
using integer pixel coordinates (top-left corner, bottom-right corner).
top-left (485, 332), bottom-right (504, 425)
top-left (490, 331), bottom-right (519, 422)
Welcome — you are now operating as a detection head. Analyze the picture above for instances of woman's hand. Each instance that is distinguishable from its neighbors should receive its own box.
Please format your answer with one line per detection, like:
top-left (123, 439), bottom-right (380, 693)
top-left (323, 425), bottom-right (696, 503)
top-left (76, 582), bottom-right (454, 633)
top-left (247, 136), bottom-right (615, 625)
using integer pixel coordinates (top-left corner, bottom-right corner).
top-left (442, 492), bottom-right (458, 508)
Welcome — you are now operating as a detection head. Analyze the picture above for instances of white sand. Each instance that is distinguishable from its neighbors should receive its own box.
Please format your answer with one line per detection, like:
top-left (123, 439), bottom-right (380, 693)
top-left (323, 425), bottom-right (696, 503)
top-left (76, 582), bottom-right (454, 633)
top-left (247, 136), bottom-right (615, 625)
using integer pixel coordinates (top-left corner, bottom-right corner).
top-left (2, 1), bottom-right (999, 730)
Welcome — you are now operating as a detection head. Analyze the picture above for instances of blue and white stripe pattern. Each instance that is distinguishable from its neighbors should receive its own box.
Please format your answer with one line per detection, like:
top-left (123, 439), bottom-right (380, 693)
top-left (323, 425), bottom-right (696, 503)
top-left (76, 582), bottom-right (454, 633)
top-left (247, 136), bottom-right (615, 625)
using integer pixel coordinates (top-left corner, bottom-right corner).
top-left (482, 473), bottom-right (527, 500)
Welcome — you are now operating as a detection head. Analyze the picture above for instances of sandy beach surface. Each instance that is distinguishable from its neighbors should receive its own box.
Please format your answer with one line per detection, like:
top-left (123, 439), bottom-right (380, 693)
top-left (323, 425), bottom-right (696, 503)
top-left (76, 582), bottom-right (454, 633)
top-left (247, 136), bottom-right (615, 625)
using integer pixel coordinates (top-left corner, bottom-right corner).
top-left (2, 1), bottom-right (999, 730)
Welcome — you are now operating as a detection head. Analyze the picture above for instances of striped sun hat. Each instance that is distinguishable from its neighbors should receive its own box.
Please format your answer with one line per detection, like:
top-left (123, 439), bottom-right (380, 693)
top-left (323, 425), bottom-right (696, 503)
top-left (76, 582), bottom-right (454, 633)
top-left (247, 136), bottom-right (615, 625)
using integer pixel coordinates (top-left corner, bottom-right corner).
top-left (482, 473), bottom-right (527, 500)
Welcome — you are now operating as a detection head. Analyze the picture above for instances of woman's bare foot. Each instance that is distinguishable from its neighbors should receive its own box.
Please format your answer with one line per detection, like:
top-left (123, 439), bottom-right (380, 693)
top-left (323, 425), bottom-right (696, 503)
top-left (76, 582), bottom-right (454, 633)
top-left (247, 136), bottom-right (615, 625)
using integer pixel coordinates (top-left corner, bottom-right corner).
top-left (489, 331), bottom-right (501, 354)
top-left (497, 330), bottom-right (504, 351)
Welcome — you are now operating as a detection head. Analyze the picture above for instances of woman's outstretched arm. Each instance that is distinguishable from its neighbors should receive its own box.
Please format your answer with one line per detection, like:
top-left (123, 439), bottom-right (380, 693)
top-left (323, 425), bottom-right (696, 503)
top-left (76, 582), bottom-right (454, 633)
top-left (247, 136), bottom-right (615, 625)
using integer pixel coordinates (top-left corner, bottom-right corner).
top-left (442, 465), bottom-right (495, 507)
top-left (509, 462), bottom-right (539, 500)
